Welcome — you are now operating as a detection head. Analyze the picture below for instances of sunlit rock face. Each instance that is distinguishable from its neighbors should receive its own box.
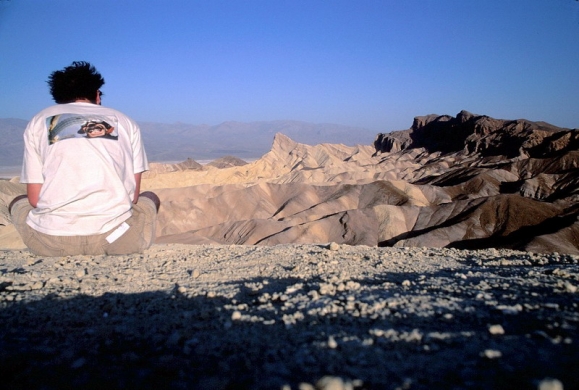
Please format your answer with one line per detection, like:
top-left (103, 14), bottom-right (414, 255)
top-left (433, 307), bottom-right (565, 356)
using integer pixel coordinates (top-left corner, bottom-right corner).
top-left (135, 111), bottom-right (579, 254)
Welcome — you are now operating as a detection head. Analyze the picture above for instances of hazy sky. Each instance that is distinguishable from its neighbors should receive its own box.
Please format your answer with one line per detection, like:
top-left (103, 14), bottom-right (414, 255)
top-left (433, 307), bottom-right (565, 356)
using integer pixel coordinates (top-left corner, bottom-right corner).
top-left (0, 0), bottom-right (578, 132)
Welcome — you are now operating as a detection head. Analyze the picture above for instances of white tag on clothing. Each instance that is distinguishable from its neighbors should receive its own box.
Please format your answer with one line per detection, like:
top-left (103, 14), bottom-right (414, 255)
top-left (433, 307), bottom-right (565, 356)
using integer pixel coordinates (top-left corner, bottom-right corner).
top-left (105, 222), bottom-right (130, 244)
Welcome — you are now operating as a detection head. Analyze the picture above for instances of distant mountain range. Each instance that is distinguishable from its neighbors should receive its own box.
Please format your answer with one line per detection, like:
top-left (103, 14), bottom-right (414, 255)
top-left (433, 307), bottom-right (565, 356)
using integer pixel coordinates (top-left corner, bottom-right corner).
top-left (0, 118), bottom-right (376, 166)
top-left (0, 118), bottom-right (27, 167)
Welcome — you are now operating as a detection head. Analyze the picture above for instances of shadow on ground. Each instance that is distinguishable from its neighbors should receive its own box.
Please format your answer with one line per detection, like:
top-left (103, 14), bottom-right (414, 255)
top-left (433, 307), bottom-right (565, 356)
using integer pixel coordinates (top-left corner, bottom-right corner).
top-left (1, 267), bottom-right (578, 390)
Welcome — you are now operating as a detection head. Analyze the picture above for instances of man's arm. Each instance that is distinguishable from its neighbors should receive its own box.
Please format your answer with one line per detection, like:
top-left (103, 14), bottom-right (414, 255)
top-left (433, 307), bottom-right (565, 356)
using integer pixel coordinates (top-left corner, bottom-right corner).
top-left (27, 183), bottom-right (42, 208)
top-left (133, 172), bottom-right (142, 204)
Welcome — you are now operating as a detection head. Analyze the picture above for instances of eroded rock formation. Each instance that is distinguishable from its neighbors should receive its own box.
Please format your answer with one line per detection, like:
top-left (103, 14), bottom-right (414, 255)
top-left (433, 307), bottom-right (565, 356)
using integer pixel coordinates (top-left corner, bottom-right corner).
top-left (1, 111), bottom-right (577, 254)
top-left (141, 111), bottom-right (579, 254)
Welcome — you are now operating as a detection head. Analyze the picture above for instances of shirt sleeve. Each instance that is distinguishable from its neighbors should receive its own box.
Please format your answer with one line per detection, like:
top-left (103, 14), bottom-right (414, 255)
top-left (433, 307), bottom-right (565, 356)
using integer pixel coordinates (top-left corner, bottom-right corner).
top-left (20, 115), bottom-right (46, 184)
top-left (128, 118), bottom-right (149, 174)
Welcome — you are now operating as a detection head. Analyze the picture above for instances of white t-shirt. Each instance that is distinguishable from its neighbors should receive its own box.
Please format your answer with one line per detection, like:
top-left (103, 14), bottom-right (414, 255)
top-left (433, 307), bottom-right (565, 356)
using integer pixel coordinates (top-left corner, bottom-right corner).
top-left (20, 102), bottom-right (149, 236)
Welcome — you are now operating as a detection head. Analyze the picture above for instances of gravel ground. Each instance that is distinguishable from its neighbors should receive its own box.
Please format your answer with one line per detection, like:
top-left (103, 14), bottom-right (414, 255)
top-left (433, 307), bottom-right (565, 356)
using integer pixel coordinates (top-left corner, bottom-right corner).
top-left (0, 244), bottom-right (578, 390)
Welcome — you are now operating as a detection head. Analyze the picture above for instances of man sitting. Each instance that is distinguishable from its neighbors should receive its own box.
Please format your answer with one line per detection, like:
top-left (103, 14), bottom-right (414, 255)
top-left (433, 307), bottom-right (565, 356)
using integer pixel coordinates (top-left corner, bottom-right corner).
top-left (10, 61), bottom-right (160, 256)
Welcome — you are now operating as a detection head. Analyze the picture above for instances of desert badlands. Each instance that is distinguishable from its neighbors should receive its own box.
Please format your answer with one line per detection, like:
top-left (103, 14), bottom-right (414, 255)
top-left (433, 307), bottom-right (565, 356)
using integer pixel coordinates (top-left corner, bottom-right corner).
top-left (0, 111), bottom-right (578, 389)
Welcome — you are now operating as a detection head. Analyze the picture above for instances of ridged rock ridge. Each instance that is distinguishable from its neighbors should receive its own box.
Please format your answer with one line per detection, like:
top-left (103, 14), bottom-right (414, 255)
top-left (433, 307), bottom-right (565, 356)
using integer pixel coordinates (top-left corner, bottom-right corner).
top-left (146, 112), bottom-right (579, 254)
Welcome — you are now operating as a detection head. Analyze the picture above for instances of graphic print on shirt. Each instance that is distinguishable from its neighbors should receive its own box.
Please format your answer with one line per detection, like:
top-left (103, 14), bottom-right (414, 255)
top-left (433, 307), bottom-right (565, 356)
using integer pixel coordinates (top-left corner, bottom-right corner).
top-left (47, 114), bottom-right (119, 145)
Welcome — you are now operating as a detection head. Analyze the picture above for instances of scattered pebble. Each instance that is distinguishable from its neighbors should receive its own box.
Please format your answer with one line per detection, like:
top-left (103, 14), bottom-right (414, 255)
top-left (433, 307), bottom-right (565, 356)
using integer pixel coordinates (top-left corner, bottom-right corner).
top-left (564, 282), bottom-right (577, 293)
top-left (488, 324), bottom-right (505, 335)
top-left (328, 242), bottom-right (341, 251)
top-left (537, 378), bottom-right (564, 390)
top-left (481, 349), bottom-right (502, 359)
top-left (315, 376), bottom-right (354, 390)
top-left (328, 336), bottom-right (338, 349)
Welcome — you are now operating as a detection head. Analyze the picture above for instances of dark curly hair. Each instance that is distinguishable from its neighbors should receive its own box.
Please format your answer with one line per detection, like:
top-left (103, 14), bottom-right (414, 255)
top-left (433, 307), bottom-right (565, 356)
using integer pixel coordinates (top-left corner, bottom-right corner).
top-left (47, 61), bottom-right (105, 104)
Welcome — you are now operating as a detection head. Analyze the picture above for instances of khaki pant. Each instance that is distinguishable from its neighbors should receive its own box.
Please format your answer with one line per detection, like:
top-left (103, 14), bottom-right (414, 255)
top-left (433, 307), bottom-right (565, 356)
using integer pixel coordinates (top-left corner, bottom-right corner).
top-left (10, 196), bottom-right (157, 256)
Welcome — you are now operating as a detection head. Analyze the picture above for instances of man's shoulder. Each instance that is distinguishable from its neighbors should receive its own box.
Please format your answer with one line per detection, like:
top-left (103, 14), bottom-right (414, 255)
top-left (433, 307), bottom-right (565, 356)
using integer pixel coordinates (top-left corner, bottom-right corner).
top-left (31, 103), bottom-right (139, 129)
top-left (34, 102), bottom-right (129, 115)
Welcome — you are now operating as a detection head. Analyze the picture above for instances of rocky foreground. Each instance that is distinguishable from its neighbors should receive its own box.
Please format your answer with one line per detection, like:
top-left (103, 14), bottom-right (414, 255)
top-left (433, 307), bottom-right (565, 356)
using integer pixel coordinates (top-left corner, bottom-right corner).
top-left (1, 244), bottom-right (578, 389)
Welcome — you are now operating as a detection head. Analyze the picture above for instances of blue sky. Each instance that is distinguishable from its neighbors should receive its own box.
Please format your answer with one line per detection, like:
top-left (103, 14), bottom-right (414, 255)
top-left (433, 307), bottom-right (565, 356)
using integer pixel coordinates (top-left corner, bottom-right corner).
top-left (0, 0), bottom-right (578, 132)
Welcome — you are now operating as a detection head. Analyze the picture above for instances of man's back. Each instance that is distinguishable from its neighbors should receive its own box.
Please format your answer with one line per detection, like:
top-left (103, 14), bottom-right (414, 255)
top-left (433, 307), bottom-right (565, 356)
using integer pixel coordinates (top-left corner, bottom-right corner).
top-left (21, 102), bottom-right (148, 236)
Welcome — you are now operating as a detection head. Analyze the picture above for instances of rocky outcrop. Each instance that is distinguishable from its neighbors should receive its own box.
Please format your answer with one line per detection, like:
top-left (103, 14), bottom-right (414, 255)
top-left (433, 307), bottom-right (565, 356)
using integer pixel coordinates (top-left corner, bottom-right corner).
top-left (144, 158), bottom-right (203, 178)
top-left (205, 156), bottom-right (248, 169)
top-left (375, 110), bottom-right (577, 158)
top-left (142, 156), bottom-right (249, 179)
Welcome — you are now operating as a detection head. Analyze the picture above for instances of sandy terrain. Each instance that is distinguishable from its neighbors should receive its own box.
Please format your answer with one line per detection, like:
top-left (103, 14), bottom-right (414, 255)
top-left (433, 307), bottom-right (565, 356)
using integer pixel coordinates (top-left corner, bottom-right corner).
top-left (1, 243), bottom-right (578, 389)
